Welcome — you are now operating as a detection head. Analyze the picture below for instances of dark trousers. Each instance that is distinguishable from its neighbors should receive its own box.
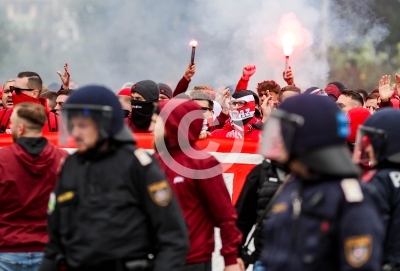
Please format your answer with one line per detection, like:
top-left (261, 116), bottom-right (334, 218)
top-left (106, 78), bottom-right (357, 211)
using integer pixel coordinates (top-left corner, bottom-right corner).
top-left (181, 261), bottom-right (212, 271)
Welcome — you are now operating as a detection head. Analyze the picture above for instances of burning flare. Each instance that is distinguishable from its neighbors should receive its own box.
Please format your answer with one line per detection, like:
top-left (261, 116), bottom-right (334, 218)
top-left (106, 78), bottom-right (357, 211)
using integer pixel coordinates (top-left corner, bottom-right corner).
top-left (189, 39), bottom-right (198, 47)
top-left (281, 33), bottom-right (294, 56)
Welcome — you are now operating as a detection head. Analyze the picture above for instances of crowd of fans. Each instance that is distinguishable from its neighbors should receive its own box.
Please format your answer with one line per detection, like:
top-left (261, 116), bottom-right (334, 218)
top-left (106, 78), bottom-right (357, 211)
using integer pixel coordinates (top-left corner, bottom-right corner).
top-left (1, 62), bottom-right (397, 143)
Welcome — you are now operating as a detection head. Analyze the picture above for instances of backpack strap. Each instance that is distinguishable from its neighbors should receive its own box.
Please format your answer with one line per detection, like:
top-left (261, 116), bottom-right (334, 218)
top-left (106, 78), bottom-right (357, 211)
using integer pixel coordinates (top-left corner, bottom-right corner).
top-left (0, 109), bottom-right (12, 133)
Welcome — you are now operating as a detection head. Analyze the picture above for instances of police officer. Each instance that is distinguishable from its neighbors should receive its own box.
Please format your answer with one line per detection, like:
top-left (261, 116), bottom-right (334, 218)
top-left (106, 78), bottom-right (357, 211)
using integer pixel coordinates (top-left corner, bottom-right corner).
top-left (39, 85), bottom-right (189, 271)
top-left (259, 94), bottom-right (384, 271)
top-left (353, 108), bottom-right (400, 270)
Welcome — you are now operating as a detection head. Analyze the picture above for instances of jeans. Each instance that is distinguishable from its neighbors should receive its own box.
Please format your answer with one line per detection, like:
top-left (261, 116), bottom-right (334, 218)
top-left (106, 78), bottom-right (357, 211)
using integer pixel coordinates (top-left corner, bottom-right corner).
top-left (0, 253), bottom-right (43, 271)
top-left (253, 260), bottom-right (266, 271)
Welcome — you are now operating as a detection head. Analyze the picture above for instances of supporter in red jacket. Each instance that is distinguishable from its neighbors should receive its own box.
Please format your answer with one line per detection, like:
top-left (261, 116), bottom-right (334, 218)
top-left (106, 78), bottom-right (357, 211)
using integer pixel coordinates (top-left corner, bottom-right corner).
top-left (0, 72), bottom-right (59, 133)
top-left (2, 79), bottom-right (15, 109)
top-left (211, 90), bottom-right (262, 140)
top-left (151, 99), bottom-right (242, 271)
top-left (0, 102), bottom-right (68, 271)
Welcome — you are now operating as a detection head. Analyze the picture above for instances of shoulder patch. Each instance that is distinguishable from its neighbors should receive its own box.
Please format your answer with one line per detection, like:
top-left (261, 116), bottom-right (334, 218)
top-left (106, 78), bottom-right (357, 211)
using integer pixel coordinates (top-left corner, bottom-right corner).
top-left (57, 191), bottom-right (74, 203)
top-left (341, 179), bottom-right (363, 202)
top-left (345, 235), bottom-right (372, 268)
top-left (389, 171), bottom-right (400, 188)
top-left (134, 149), bottom-right (152, 166)
top-left (271, 202), bottom-right (287, 214)
top-left (147, 180), bottom-right (172, 207)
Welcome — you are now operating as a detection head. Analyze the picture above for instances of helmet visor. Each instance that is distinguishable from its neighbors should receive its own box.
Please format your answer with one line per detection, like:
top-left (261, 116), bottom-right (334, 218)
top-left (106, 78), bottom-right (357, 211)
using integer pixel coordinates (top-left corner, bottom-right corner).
top-left (259, 109), bottom-right (304, 163)
top-left (353, 125), bottom-right (386, 168)
top-left (59, 104), bottom-right (113, 146)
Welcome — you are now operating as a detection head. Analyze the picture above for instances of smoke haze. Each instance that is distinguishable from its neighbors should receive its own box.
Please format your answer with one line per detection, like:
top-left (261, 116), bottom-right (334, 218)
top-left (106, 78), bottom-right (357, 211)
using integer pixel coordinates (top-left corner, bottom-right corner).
top-left (0, 0), bottom-right (389, 92)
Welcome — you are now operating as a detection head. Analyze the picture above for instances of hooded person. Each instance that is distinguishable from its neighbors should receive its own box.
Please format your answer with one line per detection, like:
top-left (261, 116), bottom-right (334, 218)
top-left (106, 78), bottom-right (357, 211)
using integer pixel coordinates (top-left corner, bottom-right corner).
top-left (41, 85), bottom-right (189, 271)
top-left (127, 80), bottom-right (159, 133)
top-left (352, 108), bottom-right (400, 269)
top-left (346, 107), bottom-right (371, 153)
top-left (259, 94), bottom-right (383, 271)
top-left (150, 99), bottom-right (242, 271)
top-left (0, 102), bottom-right (68, 271)
top-left (211, 90), bottom-right (262, 139)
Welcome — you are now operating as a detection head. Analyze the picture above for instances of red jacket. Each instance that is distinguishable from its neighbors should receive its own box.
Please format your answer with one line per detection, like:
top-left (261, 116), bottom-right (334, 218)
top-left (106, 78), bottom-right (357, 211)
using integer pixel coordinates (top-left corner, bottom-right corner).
top-left (0, 138), bottom-right (68, 252)
top-left (0, 93), bottom-right (59, 133)
top-left (173, 76), bottom-right (190, 97)
top-left (154, 99), bottom-right (242, 266)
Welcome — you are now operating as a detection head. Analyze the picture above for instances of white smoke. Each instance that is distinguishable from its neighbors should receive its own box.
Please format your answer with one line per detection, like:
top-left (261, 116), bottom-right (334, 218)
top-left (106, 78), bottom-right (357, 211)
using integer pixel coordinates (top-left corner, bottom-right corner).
top-left (0, 0), bottom-right (389, 92)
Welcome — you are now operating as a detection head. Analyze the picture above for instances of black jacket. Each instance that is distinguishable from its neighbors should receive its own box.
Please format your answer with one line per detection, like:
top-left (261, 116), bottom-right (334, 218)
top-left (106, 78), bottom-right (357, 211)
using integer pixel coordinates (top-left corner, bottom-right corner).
top-left (40, 142), bottom-right (189, 271)
top-left (235, 160), bottom-right (284, 260)
top-left (368, 163), bottom-right (400, 265)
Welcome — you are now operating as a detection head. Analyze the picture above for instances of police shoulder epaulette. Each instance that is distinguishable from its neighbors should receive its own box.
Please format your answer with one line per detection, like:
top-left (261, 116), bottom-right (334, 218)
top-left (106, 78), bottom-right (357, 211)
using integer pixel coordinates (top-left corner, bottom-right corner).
top-left (134, 148), bottom-right (152, 166)
top-left (341, 179), bottom-right (364, 203)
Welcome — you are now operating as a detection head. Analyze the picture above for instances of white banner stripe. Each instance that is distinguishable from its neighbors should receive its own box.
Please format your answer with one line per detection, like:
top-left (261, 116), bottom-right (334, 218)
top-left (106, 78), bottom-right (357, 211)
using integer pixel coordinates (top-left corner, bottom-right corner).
top-left (62, 148), bottom-right (262, 165)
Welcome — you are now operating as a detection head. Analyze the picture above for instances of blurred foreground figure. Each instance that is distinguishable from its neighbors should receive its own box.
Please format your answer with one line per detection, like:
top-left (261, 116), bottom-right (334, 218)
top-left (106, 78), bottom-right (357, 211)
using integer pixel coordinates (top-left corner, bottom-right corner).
top-left (353, 109), bottom-right (400, 271)
top-left (260, 95), bottom-right (383, 271)
top-left (0, 102), bottom-right (67, 271)
top-left (40, 86), bottom-right (189, 271)
top-left (151, 99), bottom-right (242, 271)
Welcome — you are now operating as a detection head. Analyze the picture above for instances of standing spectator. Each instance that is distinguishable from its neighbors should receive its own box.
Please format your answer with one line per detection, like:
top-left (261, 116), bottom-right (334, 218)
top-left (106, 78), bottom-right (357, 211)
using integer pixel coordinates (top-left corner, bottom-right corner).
top-left (211, 90), bottom-right (262, 139)
top-left (54, 89), bottom-right (74, 114)
top-left (158, 83), bottom-right (173, 100)
top-left (365, 93), bottom-right (379, 114)
top-left (0, 102), bottom-right (68, 271)
top-left (152, 99), bottom-right (242, 271)
top-left (2, 79), bottom-right (15, 109)
top-left (278, 86), bottom-right (301, 103)
top-left (40, 91), bottom-right (58, 111)
top-left (0, 72), bottom-right (59, 133)
top-left (127, 80), bottom-right (159, 133)
top-left (336, 89), bottom-right (364, 113)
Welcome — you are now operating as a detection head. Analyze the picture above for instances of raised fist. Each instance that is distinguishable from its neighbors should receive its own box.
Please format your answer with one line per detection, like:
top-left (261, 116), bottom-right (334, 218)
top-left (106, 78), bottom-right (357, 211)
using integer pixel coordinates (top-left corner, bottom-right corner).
top-left (242, 64), bottom-right (256, 80)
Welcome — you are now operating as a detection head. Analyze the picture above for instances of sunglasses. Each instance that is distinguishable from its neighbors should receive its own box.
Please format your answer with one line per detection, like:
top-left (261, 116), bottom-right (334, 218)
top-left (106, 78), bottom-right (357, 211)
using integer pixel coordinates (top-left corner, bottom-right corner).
top-left (201, 107), bottom-right (212, 112)
top-left (228, 101), bottom-right (247, 107)
top-left (10, 86), bottom-right (35, 95)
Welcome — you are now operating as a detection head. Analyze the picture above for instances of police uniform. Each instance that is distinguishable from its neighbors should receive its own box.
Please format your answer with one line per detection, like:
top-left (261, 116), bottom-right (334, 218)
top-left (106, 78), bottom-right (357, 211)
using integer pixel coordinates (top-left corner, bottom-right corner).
top-left (263, 177), bottom-right (383, 271)
top-left (39, 86), bottom-right (189, 271)
top-left (259, 94), bottom-right (384, 271)
top-left (355, 109), bottom-right (400, 269)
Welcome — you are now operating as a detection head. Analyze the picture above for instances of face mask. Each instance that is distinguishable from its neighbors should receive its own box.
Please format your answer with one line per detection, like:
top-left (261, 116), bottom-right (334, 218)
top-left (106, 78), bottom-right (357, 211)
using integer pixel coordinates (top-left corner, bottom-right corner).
top-left (131, 100), bottom-right (154, 128)
top-left (12, 92), bottom-right (41, 106)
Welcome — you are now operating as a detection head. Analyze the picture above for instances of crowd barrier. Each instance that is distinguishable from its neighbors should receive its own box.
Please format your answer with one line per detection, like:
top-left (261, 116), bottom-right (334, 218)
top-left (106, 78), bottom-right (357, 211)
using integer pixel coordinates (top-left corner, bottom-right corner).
top-left (0, 133), bottom-right (263, 204)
